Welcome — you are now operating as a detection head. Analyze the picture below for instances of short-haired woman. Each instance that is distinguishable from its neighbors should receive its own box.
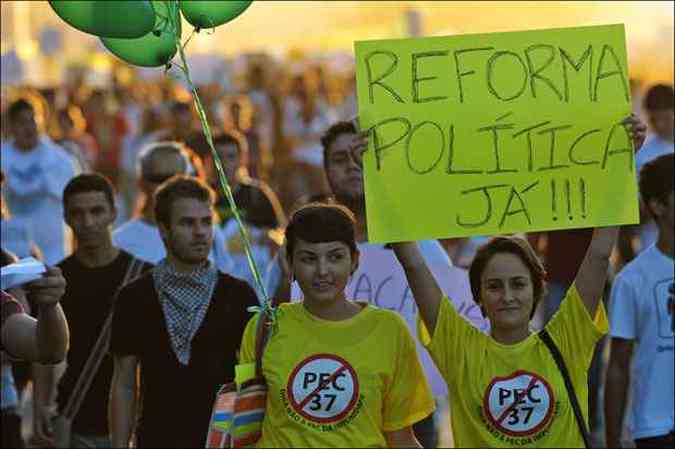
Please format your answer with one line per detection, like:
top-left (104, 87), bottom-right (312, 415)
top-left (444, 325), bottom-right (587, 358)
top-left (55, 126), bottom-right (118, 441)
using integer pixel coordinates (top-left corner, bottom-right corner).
top-left (239, 203), bottom-right (434, 447)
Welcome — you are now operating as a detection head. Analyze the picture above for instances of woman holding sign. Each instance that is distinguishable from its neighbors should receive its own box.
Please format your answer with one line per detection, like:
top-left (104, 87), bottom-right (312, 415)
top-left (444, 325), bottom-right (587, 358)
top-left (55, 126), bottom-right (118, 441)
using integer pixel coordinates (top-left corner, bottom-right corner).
top-left (238, 203), bottom-right (434, 448)
top-left (392, 114), bottom-right (646, 448)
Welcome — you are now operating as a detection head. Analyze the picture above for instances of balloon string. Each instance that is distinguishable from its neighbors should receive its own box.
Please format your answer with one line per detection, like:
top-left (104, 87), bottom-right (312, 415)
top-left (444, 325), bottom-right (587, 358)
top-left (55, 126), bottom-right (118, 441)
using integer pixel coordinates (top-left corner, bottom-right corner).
top-left (165, 1), bottom-right (275, 322)
top-left (182, 28), bottom-right (198, 49)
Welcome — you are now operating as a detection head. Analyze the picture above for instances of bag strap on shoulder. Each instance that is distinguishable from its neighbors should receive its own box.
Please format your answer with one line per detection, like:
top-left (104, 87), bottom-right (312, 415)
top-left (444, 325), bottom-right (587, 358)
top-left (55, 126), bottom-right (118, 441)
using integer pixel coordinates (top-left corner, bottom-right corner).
top-left (538, 328), bottom-right (591, 449)
top-left (63, 256), bottom-right (145, 419)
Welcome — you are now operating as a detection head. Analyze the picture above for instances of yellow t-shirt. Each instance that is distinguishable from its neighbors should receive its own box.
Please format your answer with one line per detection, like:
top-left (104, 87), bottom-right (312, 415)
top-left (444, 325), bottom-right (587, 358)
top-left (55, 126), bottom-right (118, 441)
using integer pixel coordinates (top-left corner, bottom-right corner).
top-left (419, 284), bottom-right (608, 448)
top-left (240, 302), bottom-right (435, 448)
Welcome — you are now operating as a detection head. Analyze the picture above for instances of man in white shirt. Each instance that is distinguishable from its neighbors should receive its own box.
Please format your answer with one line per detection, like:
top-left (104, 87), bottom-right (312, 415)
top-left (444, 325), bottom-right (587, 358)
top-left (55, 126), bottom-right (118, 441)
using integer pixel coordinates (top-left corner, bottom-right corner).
top-left (606, 153), bottom-right (674, 449)
top-left (1, 97), bottom-right (77, 265)
top-left (113, 142), bottom-right (234, 274)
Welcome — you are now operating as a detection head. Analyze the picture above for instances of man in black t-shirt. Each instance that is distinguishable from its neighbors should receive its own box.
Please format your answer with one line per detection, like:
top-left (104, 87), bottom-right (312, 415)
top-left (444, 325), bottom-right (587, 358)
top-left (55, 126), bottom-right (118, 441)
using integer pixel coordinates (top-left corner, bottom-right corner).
top-left (32, 173), bottom-right (150, 448)
top-left (110, 176), bottom-right (258, 448)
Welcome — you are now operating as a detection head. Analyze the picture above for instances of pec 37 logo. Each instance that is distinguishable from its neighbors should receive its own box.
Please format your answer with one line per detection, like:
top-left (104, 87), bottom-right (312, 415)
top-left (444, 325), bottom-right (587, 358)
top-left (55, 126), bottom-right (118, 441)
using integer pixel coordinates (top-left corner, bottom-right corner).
top-left (483, 370), bottom-right (555, 437)
top-left (287, 354), bottom-right (360, 424)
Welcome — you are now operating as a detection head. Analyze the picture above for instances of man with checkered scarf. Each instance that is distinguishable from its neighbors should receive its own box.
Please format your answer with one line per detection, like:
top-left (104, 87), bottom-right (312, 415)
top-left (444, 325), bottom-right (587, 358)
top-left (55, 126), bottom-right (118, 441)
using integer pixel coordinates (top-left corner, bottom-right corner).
top-left (109, 176), bottom-right (259, 448)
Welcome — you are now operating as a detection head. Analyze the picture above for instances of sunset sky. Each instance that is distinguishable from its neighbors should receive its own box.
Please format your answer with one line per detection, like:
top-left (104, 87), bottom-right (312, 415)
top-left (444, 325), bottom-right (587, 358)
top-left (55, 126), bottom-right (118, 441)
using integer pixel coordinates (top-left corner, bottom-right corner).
top-left (1, 1), bottom-right (672, 84)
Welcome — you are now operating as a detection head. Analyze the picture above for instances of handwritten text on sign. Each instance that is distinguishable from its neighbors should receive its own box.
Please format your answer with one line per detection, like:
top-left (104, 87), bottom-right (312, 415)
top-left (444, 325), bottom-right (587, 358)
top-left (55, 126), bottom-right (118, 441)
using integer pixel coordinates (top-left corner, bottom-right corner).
top-left (355, 24), bottom-right (639, 243)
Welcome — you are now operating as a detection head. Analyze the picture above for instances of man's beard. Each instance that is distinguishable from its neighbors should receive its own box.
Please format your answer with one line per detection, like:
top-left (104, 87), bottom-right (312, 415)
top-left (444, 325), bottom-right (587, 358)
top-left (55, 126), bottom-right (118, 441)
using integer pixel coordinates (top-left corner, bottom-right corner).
top-left (167, 238), bottom-right (210, 266)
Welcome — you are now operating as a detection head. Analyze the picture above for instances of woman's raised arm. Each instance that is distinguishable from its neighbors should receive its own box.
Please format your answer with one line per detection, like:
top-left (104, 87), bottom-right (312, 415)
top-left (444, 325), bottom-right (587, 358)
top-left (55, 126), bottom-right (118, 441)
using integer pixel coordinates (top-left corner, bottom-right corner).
top-left (574, 114), bottom-right (647, 316)
top-left (392, 242), bottom-right (444, 334)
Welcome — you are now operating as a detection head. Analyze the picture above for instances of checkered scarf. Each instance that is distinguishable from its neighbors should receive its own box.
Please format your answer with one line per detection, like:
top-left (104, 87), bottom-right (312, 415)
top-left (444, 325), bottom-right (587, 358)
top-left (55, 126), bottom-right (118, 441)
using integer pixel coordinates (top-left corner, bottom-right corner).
top-left (153, 259), bottom-right (218, 365)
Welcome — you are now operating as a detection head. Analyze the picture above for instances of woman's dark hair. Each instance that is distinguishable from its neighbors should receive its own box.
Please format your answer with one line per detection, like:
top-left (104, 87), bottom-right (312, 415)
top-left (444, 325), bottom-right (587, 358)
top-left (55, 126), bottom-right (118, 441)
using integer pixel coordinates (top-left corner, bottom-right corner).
top-left (469, 236), bottom-right (547, 319)
top-left (285, 202), bottom-right (357, 263)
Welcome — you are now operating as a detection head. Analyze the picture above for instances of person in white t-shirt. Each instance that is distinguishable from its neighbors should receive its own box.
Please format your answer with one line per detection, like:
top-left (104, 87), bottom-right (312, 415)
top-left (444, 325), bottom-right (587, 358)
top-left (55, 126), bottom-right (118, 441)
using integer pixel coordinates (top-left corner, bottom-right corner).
top-left (113, 142), bottom-right (234, 274)
top-left (606, 153), bottom-right (674, 449)
top-left (1, 97), bottom-right (78, 265)
top-left (618, 84), bottom-right (674, 266)
top-left (1, 170), bottom-right (42, 261)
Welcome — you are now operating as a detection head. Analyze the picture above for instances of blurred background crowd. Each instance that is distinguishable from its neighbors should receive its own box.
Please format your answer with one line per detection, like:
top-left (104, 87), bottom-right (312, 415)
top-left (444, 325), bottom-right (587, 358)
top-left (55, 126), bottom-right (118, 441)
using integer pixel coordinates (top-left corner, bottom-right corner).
top-left (1, 2), bottom-right (673, 448)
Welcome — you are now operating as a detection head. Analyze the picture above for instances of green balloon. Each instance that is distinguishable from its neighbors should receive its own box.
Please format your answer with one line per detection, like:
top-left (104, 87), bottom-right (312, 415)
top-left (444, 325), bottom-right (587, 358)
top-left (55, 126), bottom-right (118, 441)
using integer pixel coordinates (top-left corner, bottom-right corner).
top-left (180, 0), bottom-right (253, 29)
top-left (49, 0), bottom-right (156, 38)
top-left (101, 1), bottom-right (182, 68)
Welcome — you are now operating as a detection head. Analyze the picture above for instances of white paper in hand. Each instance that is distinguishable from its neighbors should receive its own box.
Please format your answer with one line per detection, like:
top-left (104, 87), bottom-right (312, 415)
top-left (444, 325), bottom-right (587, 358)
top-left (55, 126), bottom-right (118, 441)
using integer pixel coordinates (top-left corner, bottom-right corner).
top-left (1, 257), bottom-right (46, 290)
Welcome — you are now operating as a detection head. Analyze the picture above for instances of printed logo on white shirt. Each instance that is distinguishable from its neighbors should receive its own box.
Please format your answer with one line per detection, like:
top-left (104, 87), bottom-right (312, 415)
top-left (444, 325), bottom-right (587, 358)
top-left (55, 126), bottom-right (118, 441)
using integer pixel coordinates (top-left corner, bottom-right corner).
top-left (655, 279), bottom-right (675, 338)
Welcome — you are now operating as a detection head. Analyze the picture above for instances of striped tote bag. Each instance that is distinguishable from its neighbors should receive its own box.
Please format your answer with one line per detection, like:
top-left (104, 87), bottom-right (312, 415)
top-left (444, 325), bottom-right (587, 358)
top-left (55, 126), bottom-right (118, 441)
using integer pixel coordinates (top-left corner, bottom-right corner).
top-left (206, 311), bottom-right (272, 448)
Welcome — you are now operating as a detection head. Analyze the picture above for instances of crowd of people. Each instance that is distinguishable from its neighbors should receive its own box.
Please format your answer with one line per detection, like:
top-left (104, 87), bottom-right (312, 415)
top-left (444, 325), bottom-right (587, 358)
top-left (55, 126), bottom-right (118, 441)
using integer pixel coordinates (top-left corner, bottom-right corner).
top-left (0, 53), bottom-right (673, 449)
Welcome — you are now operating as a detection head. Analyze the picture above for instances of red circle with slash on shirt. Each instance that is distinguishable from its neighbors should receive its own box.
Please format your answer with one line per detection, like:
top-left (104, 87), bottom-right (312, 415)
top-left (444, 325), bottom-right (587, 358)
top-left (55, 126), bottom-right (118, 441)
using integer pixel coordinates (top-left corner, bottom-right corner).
top-left (287, 354), bottom-right (360, 424)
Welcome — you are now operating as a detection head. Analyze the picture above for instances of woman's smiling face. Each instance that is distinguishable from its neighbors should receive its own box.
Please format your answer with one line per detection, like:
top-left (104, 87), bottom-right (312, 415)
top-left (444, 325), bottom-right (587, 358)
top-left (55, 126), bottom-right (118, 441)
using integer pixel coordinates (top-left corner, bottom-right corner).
top-left (291, 238), bottom-right (357, 305)
top-left (480, 252), bottom-right (535, 332)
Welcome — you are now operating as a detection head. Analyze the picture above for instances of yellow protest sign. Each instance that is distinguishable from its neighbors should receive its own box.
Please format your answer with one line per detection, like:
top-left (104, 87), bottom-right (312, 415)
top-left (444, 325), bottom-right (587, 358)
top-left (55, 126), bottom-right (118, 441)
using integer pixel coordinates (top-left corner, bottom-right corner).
top-left (355, 24), bottom-right (638, 243)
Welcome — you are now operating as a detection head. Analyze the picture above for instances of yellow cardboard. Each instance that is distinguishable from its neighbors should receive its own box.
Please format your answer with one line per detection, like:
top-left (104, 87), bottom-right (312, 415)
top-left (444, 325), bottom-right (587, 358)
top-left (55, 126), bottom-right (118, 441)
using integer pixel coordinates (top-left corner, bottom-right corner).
top-left (355, 24), bottom-right (638, 242)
